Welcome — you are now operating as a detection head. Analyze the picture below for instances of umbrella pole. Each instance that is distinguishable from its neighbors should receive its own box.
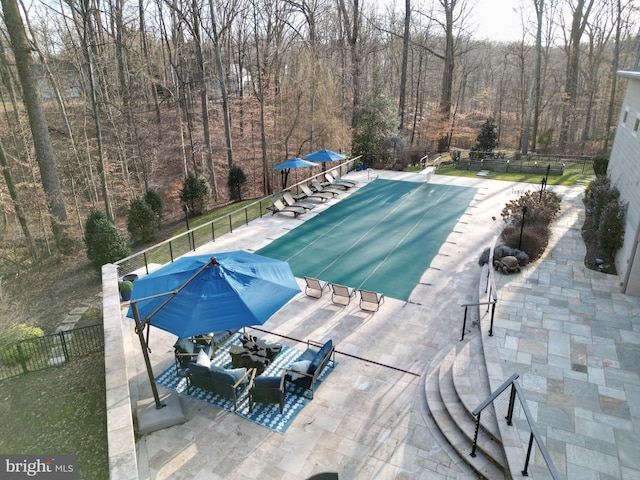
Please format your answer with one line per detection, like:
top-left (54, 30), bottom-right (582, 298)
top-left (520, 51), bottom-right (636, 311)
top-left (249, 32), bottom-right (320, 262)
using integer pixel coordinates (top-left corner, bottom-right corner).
top-left (131, 302), bottom-right (165, 409)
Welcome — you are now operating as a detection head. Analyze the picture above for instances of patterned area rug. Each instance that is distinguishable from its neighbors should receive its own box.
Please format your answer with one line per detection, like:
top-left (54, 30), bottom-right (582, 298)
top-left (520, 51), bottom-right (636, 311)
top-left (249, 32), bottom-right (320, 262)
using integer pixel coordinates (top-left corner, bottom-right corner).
top-left (155, 333), bottom-right (334, 434)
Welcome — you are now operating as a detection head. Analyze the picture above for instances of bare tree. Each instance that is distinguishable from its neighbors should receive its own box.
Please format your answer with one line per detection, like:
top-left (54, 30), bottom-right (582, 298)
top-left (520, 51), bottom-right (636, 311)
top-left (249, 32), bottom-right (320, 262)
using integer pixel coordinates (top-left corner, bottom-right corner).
top-left (1, 0), bottom-right (72, 250)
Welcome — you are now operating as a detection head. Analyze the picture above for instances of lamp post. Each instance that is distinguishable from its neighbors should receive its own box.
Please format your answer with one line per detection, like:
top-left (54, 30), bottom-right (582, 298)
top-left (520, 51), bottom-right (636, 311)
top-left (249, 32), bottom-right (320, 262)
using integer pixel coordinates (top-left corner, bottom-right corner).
top-left (518, 206), bottom-right (528, 250)
top-left (540, 177), bottom-right (546, 201)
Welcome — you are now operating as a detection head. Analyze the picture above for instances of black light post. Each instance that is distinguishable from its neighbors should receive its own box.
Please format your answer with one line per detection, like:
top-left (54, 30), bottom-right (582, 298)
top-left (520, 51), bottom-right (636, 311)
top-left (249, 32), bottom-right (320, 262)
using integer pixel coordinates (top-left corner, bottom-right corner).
top-left (545, 164), bottom-right (551, 186)
top-left (540, 177), bottom-right (546, 201)
top-left (518, 206), bottom-right (528, 250)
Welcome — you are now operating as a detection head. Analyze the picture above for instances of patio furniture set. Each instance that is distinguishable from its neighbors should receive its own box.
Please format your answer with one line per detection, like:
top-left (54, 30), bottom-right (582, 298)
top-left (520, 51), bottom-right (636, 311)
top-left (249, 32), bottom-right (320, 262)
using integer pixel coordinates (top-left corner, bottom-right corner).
top-left (173, 331), bottom-right (335, 414)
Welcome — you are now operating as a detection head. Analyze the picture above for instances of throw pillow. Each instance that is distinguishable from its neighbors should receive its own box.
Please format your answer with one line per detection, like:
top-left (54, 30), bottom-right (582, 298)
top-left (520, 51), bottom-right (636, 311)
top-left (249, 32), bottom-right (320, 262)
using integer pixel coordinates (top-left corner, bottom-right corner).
top-left (196, 349), bottom-right (210, 367)
top-left (289, 360), bottom-right (311, 380)
top-left (174, 337), bottom-right (195, 354)
top-left (308, 339), bottom-right (333, 375)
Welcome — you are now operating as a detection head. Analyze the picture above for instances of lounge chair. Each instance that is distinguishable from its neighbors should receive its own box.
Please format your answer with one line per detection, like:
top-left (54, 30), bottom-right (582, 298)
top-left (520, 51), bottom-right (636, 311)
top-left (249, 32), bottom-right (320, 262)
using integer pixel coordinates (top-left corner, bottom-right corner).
top-left (248, 371), bottom-right (286, 414)
top-left (359, 289), bottom-right (385, 312)
top-left (269, 197), bottom-right (306, 217)
top-left (324, 173), bottom-right (356, 190)
top-left (304, 276), bottom-right (328, 298)
top-left (330, 283), bottom-right (356, 305)
top-left (299, 183), bottom-right (332, 202)
top-left (283, 191), bottom-right (316, 211)
top-left (311, 179), bottom-right (342, 196)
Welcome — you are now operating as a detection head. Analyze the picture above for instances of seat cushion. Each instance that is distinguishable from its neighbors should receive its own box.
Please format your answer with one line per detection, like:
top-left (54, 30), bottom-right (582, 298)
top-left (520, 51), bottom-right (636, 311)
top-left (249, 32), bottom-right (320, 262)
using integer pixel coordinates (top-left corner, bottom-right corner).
top-left (209, 365), bottom-right (236, 385)
top-left (255, 376), bottom-right (281, 388)
top-left (308, 340), bottom-right (333, 375)
top-left (228, 367), bottom-right (248, 384)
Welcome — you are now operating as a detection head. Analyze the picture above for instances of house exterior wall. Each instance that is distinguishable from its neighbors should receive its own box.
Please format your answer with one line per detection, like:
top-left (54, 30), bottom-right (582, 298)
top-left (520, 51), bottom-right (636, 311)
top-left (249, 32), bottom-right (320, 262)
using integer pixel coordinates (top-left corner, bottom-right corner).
top-left (608, 71), bottom-right (640, 296)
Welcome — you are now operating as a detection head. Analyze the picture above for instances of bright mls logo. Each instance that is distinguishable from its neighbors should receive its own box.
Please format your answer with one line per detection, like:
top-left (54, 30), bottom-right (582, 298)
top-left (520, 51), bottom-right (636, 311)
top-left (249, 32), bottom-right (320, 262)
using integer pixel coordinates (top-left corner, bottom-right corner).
top-left (1, 455), bottom-right (77, 479)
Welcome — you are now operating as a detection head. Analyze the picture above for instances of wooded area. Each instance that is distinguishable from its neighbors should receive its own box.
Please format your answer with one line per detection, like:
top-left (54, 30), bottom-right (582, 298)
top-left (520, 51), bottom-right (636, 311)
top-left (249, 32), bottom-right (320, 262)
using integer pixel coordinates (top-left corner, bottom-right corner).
top-left (0, 0), bottom-right (638, 270)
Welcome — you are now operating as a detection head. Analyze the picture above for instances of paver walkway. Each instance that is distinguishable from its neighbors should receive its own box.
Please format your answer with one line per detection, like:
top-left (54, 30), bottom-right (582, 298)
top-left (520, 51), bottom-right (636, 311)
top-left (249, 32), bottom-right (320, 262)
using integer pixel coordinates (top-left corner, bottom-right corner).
top-left (484, 188), bottom-right (640, 479)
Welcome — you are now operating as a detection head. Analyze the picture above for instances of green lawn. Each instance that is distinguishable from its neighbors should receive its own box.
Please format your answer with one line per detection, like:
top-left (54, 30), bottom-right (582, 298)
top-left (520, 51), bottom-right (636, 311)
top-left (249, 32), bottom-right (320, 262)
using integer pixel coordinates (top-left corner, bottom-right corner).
top-left (407, 164), bottom-right (593, 186)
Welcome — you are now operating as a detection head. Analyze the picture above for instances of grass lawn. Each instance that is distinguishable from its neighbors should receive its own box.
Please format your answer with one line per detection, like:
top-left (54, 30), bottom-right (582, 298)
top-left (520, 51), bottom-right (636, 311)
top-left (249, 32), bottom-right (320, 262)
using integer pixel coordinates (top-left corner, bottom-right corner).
top-left (0, 351), bottom-right (108, 479)
top-left (407, 164), bottom-right (593, 186)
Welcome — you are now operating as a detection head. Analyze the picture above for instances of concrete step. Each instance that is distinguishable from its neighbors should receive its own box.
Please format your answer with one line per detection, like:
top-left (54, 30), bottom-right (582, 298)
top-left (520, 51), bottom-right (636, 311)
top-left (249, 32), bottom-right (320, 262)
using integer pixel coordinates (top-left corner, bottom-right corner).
top-left (439, 342), bottom-right (507, 469)
top-left (452, 334), bottom-right (502, 443)
top-left (424, 342), bottom-right (506, 479)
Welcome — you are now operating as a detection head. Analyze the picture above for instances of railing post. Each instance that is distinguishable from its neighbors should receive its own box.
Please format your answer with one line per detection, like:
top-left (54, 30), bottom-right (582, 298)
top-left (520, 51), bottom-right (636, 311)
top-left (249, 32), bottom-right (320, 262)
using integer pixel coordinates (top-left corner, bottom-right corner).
top-left (143, 252), bottom-right (149, 274)
top-left (506, 383), bottom-right (517, 425)
top-left (488, 302), bottom-right (496, 337)
top-left (17, 343), bottom-right (28, 374)
top-left (59, 331), bottom-right (70, 363)
top-left (169, 241), bottom-right (174, 262)
top-left (461, 306), bottom-right (468, 341)
top-left (470, 411), bottom-right (481, 457)
top-left (522, 432), bottom-right (534, 476)
top-left (211, 222), bottom-right (215, 242)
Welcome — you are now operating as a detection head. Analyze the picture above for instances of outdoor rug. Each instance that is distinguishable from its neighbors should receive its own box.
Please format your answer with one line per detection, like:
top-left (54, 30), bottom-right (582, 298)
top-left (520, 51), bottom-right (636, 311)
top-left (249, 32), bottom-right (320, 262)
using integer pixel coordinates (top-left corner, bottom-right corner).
top-left (155, 333), bottom-right (334, 434)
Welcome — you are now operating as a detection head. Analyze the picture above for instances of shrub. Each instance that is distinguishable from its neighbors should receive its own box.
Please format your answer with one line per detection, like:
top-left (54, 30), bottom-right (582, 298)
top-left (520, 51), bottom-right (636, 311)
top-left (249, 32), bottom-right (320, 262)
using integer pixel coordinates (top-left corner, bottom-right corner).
top-left (227, 164), bottom-right (247, 200)
top-left (127, 197), bottom-right (158, 243)
top-left (179, 172), bottom-right (210, 216)
top-left (144, 188), bottom-right (163, 224)
top-left (0, 324), bottom-right (45, 366)
top-left (501, 190), bottom-right (561, 227)
top-left (85, 218), bottom-right (131, 272)
top-left (84, 208), bottom-right (107, 245)
top-left (598, 199), bottom-right (626, 262)
top-left (592, 153), bottom-right (609, 176)
top-left (500, 224), bottom-right (549, 262)
top-left (584, 176), bottom-right (619, 227)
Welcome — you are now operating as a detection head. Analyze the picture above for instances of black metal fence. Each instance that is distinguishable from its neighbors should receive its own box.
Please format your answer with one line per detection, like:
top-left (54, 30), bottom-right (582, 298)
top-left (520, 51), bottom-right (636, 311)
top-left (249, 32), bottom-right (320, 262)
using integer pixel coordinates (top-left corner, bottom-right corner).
top-left (0, 324), bottom-right (104, 382)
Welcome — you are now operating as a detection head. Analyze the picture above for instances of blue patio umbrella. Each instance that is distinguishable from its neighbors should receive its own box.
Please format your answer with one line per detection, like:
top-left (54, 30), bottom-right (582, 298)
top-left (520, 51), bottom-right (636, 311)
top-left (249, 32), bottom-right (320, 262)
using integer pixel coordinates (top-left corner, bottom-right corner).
top-left (126, 251), bottom-right (300, 409)
top-left (127, 251), bottom-right (300, 338)
top-left (304, 149), bottom-right (346, 162)
top-left (273, 157), bottom-right (318, 188)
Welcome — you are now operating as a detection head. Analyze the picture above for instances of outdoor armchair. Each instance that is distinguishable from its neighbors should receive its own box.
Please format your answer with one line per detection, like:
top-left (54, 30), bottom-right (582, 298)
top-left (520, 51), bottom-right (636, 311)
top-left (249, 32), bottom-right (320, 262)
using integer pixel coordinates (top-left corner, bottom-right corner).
top-left (248, 370), bottom-right (286, 414)
top-left (330, 283), bottom-right (356, 306)
top-left (304, 276), bottom-right (328, 298)
top-left (173, 337), bottom-right (213, 374)
top-left (358, 289), bottom-right (385, 312)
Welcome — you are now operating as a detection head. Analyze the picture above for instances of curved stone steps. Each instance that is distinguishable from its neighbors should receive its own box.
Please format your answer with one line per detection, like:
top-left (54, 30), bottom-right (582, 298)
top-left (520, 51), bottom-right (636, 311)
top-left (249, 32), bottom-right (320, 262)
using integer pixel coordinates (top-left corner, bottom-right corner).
top-left (452, 334), bottom-right (502, 443)
top-left (424, 342), bottom-right (506, 479)
top-left (439, 343), bottom-right (507, 469)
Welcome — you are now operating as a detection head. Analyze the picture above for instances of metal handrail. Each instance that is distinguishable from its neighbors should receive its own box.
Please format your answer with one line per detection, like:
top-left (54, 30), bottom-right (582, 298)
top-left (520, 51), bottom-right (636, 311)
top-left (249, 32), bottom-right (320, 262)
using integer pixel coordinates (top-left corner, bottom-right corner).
top-left (471, 374), bottom-right (562, 479)
top-left (460, 241), bottom-right (498, 341)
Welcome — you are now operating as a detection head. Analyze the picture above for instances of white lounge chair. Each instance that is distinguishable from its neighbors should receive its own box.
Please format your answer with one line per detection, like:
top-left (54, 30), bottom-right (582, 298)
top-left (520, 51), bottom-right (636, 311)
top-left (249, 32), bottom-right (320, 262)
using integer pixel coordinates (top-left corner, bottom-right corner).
top-left (325, 173), bottom-right (356, 188)
top-left (283, 191), bottom-right (316, 211)
top-left (311, 179), bottom-right (342, 196)
top-left (359, 290), bottom-right (385, 312)
top-left (269, 197), bottom-right (306, 217)
top-left (299, 184), bottom-right (332, 202)
top-left (330, 283), bottom-right (356, 305)
top-left (304, 276), bottom-right (328, 298)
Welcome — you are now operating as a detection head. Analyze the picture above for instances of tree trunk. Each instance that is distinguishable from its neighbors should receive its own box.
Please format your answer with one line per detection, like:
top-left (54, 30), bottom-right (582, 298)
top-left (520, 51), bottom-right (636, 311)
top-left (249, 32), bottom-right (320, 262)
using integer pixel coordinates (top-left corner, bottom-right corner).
top-left (1, 0), bottom-right (71, 251)
top-left (521, 0), bottom-right (543, 154)
top-left (398, 0), bottom-right (411, 131)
